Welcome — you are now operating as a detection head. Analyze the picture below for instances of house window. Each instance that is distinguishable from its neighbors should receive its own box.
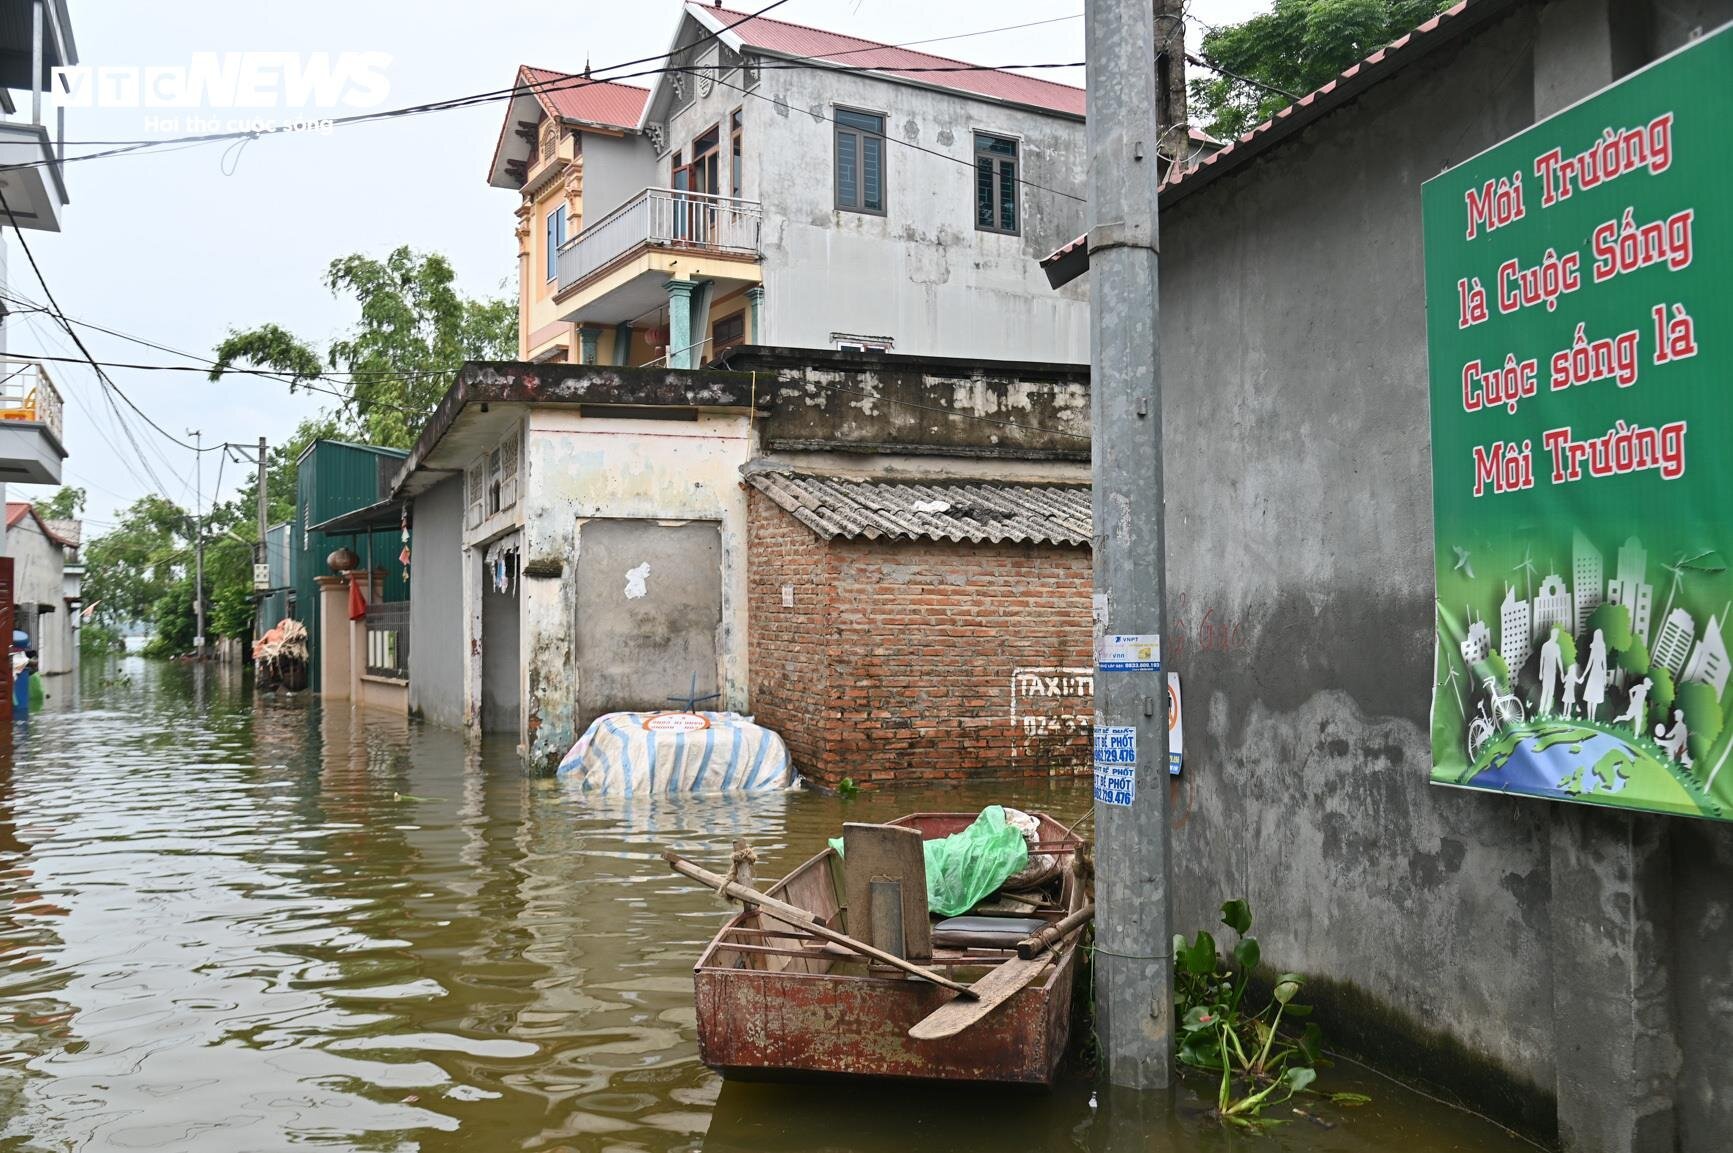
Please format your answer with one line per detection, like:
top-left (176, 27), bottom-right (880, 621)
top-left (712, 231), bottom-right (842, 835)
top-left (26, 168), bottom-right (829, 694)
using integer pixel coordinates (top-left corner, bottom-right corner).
top-left (500, 428), bottom-right (520, 511)
top-left (975, 134), bottom-right (1019, 235)
top-left (729, 110), bottom-right (743, 198)
top-left (690, 126), bottom-right (721, 195)
top-left (487, 446), bottom-right (504, 515)
top-left (834, 108), bottom-right (885, 214)
top-left (545, 204), bottom-right (567, 281)
top-left (713, 311), bottom-right (746, 353)
top-left (466, 460), bottom-right (485, 529)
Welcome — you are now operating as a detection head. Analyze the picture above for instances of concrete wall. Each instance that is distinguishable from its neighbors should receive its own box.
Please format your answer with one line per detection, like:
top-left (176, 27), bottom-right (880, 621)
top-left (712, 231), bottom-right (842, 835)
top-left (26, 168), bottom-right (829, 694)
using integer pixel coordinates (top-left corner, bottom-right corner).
top-left (581, 131), bottom-right (657, 222)
top-left (407, 474), bottom-right (464, 729)
top-left (754, 68), bottom-right (1089, 362)
top-left (517, 409), bottom-right (754, 767)
top-left (4, 512), bottom-right (68, 674)
top-left (646, 21), bottom-right (1090, 363)
top-left (1157, 1), bottom-right (1733, 1143)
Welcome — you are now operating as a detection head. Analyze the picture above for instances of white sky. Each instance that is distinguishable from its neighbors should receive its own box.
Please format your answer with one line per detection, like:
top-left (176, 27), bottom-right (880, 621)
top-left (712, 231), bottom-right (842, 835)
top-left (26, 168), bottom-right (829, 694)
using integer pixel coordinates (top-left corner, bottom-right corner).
top-left (9, 0), bottom-right (1265, 531)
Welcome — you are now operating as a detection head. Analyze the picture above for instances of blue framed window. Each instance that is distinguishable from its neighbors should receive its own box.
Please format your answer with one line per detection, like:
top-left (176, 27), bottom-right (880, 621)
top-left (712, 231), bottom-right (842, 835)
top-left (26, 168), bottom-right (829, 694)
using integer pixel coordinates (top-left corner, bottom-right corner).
top-left (545, 204), bottom-right (567, 281)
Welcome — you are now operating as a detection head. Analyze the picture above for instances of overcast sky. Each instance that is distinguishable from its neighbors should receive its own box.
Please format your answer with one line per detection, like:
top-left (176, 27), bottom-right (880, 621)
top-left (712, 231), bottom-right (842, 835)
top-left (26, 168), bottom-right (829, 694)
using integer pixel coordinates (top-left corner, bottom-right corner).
top-left (9, 0), bottom-right (1263, 532)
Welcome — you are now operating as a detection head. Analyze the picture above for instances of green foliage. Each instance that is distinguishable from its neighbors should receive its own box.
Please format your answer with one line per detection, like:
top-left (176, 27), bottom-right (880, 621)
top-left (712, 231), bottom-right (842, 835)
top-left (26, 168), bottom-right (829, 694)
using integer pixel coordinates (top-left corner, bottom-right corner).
top-left (35, 485), bottom-right (86, 520)
top-left (1650, 666), bottom-right (1676, 716)
top-left (837, 777), bottom-right (860, 798)
top-left (82, 494), bottom-right (190, 632)
top-left (1172, 899), bottom-right (1338, 1127)
top-left (79, 622), bottom-right (124, 654)
top-left (1189, 0), bottom-right (1454, 138)
top-left (1554, 628), bottom-right (1578, 673)
top-left (1616, 634), bottom-right (1651, 678)
top-left (211, 581), bottom-right (256, 640)
top-left (1677, 681), bottom-right (1724, 766)
top-left (210, 247), bottom-right (517, 449)
top-left (142, 578), bottom-right (196, 658)
top-left (1482, 650), bottom-right (1510, 687)
top-left (1589, 602), bottom-right (1633, 652)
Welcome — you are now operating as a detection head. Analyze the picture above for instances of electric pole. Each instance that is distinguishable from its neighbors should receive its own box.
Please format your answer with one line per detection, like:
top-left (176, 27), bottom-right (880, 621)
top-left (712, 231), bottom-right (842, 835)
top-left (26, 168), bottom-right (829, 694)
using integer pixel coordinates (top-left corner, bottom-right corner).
top-left (1087, 0), bottom-right (1173, 1090)
top-left (254, 437), bottom-right (269, 638)
top-left (191, 428), bottom-right (205, 661)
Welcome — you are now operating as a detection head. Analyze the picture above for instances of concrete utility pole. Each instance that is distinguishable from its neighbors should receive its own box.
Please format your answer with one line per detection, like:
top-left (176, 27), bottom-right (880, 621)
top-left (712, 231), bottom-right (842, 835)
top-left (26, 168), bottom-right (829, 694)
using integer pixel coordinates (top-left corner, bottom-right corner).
top-left (255, 437), bottom-right (269, 637)
top-left (191, 428), bottom-right (205, 660)
top-left (1086, 0), bottom-right (1173, 1090)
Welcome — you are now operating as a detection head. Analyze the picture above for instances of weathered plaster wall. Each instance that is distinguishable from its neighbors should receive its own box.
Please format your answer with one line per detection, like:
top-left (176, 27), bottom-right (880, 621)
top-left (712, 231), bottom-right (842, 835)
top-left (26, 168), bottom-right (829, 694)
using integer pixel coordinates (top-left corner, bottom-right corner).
top-left (407, 475), bottom-right (464, 730)
top-left (4, 513), bottom-right (69, 674)
top-left (1157, 7), bottom-right (1556, 1125)
top-left (1157, 4), bottom-right (1733, 1140)
top-left (756, 67), bottom-right (1090, 362)
top-left (518, 409), bottom-right (754, 767)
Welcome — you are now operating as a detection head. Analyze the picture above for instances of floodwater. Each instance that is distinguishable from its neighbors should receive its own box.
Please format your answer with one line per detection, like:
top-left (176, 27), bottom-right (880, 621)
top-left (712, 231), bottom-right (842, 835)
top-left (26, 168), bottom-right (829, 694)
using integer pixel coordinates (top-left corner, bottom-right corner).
top-left (0, 659), bottom-right (1541, 1152)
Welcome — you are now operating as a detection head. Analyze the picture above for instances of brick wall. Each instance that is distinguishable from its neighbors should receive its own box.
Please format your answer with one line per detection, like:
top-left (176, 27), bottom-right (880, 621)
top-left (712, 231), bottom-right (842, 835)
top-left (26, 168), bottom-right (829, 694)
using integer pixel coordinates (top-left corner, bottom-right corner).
top-left (747, 490), bottom-right (1093, 789)
top-left (746, 489), bottom-right (834, 773)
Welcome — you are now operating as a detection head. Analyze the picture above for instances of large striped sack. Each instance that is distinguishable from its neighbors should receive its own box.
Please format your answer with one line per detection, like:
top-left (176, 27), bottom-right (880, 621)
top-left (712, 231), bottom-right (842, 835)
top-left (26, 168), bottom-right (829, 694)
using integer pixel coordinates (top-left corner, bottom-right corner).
top-left (556, 711), bottom-right (797, 794)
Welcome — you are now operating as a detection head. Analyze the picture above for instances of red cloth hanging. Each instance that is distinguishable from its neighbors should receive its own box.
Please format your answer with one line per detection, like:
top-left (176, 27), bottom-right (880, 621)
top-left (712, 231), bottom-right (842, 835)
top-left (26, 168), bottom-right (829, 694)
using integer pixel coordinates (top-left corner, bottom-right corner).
top-left (347, 574), bottom-right (368, 621)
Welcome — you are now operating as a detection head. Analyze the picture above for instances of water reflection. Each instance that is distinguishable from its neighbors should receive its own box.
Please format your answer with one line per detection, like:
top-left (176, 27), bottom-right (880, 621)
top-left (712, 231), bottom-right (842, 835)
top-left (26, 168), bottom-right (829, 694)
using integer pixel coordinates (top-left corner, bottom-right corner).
top-left (0, 659), bottom-right (1536, 1153)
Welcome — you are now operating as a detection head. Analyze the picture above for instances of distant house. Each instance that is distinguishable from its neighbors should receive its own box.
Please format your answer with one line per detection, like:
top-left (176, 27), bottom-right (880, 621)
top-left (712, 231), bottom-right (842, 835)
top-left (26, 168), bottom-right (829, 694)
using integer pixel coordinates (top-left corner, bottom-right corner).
top-left (4, 502), bottom-right (80, 675)
top-left (487, 3), bottom-right (1094, 370)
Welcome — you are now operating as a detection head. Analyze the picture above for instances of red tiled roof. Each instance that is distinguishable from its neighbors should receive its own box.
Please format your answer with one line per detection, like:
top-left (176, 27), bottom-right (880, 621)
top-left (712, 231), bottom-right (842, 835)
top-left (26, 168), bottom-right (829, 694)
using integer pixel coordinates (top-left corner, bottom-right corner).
top-left (690, 2), bottom-right (1086, 117)
top-left (5, 502), bottom-right (75, 547)
top-left (519, 66), bottom-right (649, 129)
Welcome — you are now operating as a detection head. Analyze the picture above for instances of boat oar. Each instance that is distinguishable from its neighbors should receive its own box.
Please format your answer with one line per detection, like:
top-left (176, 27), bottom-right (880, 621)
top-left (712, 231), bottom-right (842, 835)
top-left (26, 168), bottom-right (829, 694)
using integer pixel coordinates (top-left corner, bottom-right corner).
top-left (908, 905), bottom-right (1095, 1041)
top-left (663, 851), bottom-right (977, 1000)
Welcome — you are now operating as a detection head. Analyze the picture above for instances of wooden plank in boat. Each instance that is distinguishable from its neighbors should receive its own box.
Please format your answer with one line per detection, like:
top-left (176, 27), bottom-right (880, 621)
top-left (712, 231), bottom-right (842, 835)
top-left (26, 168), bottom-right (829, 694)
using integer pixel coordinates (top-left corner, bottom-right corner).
top-left (842, 823), bottom-right (932, 961)
top-left (907, 951), bottom-right (1056, 1041)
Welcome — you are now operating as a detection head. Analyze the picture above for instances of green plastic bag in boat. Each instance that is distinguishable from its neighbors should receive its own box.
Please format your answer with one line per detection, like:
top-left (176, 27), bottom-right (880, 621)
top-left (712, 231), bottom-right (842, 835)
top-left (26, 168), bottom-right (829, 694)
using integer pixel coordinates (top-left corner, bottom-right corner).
top-left (829, 805), bottom-right (1030, 918)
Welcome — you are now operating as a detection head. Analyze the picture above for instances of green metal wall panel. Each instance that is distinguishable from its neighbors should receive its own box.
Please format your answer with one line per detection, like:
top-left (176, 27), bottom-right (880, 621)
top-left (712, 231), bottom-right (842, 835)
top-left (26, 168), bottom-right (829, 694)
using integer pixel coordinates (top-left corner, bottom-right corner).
top-left (290, 440), bottom-right (409, 692)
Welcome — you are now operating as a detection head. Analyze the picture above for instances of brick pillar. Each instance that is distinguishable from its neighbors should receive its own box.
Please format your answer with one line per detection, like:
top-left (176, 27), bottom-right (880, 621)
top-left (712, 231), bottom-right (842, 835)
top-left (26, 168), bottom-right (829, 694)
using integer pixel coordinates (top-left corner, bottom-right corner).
top-left (315, 575), bottom-right (350, 699)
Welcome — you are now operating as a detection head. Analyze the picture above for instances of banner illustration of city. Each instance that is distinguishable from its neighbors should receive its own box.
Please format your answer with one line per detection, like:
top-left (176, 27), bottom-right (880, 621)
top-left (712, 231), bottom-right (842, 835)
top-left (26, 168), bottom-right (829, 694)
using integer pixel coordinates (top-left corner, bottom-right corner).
top-left (1423, 26), bottom-right (1733, 820)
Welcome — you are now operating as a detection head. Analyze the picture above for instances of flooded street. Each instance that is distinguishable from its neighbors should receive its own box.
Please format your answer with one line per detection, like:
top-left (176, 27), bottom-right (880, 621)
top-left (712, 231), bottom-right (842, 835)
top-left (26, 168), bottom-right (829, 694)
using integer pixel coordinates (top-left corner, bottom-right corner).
top-left (0, 660), bottom-right (1538, 1152)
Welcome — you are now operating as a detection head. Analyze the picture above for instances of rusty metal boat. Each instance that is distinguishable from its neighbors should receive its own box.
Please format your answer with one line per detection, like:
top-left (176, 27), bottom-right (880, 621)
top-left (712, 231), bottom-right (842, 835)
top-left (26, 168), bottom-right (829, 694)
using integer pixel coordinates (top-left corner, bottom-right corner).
top-left (687, 811), bottom-right (1087, 1086)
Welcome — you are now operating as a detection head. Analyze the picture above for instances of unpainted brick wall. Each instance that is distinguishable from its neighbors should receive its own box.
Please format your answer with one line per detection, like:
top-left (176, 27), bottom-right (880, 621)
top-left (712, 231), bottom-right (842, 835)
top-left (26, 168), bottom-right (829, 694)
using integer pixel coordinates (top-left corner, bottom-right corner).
top-left (747, 490), bottom-right (1093, 788)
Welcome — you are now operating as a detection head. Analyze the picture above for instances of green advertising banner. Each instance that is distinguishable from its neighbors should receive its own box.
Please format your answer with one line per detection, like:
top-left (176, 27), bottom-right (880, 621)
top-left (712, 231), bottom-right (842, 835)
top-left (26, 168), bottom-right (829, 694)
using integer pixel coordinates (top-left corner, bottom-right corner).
top-left (1424, 25), bottom-right (1733, 820)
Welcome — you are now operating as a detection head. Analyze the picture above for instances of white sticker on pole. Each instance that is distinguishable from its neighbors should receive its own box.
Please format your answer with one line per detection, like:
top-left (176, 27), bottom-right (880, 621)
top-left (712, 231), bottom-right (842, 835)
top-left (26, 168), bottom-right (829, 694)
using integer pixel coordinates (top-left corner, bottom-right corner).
top-left (1098, 633), bottom-right (1161, 672)
top-left (1093, 726), bottom-right (1137, 806)
top-left (1168, 672), bottom-right (1183, 777)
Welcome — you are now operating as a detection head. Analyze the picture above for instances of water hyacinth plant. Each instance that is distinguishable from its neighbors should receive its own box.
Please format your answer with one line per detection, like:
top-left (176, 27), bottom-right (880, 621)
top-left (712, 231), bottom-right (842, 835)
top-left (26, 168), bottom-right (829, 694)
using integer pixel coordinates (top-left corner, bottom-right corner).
top-left (1173, 899), bottom-right (1341, 1127)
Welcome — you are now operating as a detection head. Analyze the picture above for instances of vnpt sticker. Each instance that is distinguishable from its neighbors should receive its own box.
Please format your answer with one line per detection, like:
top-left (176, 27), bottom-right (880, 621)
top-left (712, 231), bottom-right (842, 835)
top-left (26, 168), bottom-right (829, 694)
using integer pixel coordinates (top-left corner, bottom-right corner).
top-left (1093, 726), bottom-right (1137, 806)
top-left (1099, 633), bottom-right (1161, 672)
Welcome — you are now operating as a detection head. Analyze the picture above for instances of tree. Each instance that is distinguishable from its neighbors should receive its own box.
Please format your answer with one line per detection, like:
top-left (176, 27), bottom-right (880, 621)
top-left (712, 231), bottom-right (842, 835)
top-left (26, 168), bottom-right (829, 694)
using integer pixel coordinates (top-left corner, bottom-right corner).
top-left (209, 247), bottom-right (516, 449)
top-left (35, 485), bottom-right (85, 520)
top-left (1677, 681), bottom-right (1723, 767)
top-left (1190, 0), bottom-right (1457, 138)
top-left (82, 494), bottom-right (190, 631)
top-left (1615, 634), bottom-right (1651, 679)
top-left (1588, 602), bottom-right (1633, 653)
top-left (1649, 666), bottom-right (1676, 719)
top-left (1555, 629), bottom-right (1578, 674)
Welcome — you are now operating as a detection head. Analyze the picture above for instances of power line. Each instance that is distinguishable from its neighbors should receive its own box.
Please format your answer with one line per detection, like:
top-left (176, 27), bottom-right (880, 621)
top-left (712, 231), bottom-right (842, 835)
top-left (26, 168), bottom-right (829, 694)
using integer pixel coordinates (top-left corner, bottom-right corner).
top-left (0, 188), bottom-right (219, 455)
top-left (11, 6), bottom-right (1096, 176)
top-left (1186, 52), bottom-right (1301, 102)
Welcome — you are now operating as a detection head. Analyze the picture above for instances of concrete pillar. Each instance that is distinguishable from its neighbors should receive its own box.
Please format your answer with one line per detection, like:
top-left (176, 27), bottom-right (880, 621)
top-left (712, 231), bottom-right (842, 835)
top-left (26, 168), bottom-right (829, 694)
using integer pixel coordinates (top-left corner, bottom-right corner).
top-left (746, 285), bottom-right (765, 344)
top-left (664, 279), bottom-right (695, 369)
top-left (348, 575), bottom-right (367, 702)
top-left (1534, 5), bottom-right (1675, 1150)
top-left (315, 575), bottom-right (350, 699)
top-left (578, 325), bottom-right (600, 365)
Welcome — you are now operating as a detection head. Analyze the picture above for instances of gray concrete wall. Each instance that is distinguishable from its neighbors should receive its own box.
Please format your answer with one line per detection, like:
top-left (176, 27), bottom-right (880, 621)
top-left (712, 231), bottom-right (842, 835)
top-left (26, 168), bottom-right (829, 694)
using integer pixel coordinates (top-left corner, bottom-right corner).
top-left (407, 474), bottom-right (464, 730)
top-left (1157, 2), bottom-right (1733, 1142)
top-left (646, 17), bottom-right (1090, 363)
top-left (580, 131), bottom-right (657, 221)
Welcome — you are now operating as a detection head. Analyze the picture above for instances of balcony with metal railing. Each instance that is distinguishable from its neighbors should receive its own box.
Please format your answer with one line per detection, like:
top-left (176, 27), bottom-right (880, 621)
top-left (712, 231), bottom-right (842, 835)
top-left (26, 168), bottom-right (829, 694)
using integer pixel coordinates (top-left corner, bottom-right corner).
top-left (555, 188), bottom-right (763, 326)
top-left (0, 357), bottom-right (65, 482)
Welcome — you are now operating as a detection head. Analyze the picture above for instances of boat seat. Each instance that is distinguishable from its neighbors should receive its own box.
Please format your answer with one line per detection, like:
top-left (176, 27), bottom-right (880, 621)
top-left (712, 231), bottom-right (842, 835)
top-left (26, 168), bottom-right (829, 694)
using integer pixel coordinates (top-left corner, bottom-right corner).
top-left (930, 915), bottom-right (1048, 948)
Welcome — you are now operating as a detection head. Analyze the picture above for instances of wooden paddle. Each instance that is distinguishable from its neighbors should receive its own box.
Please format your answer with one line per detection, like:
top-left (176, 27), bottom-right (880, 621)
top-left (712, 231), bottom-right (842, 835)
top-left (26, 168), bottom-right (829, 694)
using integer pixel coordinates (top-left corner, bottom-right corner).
top-left (908, 905), bottom-right (1095, 1041)
top-left (663, 851), bottom-right (978, 999)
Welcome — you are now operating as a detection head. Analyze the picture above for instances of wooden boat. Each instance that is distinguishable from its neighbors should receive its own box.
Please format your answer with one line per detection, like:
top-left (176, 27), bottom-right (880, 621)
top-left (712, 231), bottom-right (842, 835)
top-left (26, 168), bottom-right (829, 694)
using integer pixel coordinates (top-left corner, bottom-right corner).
top-left (690, 810), bottom-right (1086, 1086)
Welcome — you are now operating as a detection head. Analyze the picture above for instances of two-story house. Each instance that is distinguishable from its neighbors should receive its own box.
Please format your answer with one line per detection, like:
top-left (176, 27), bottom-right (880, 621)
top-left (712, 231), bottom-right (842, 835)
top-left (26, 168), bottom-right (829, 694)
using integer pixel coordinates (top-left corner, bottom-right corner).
top-left (489, 3), bottom-right (1091, 370)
